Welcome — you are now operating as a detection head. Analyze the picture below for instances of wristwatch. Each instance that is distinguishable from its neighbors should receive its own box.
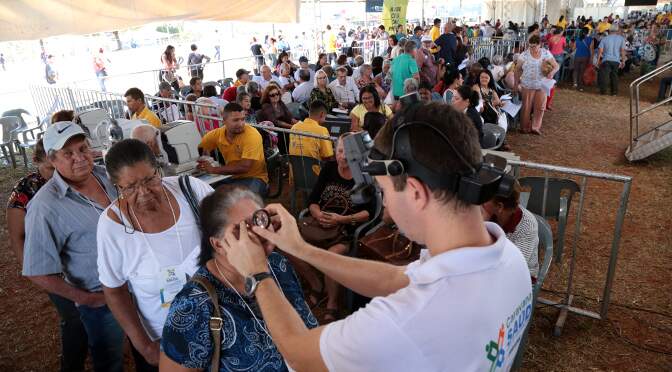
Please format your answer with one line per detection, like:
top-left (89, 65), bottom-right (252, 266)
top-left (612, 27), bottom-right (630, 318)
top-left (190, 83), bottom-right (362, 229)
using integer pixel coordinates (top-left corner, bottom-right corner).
top-left (244, 272), bottom-right (273, 297)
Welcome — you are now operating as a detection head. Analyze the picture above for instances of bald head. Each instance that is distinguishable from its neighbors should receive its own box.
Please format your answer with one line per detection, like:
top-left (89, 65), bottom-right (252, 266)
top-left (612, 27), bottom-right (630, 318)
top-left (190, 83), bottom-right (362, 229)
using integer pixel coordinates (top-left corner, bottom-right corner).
top-left (131, 125), bottom-right (161, 156)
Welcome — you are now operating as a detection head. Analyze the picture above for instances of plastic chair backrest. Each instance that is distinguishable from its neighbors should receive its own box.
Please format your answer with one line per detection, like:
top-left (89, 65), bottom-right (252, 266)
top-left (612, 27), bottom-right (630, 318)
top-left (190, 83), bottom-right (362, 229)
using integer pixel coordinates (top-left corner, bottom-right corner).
top-left (482, 123), bottom-right (505, 150)
top-left (324, 115), bottom-right (351, 137)
top-left (92, 100), bottom-right (126, 119)
top-left (288, 155), bottom-right (320, 190)
top-left (518, 177), bottom-right (580, 220)
top-left (533, 214), bottom-right (553, 297)
top-left (2, 109), bottom-right (31, 128)
top-left (0, 117), bottom-right (20, 142)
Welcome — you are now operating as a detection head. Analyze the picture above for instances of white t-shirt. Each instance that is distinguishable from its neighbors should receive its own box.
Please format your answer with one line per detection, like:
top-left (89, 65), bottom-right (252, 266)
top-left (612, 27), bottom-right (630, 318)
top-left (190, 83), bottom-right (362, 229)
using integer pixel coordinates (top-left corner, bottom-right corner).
top-left (253, 74), bottom-right (281, 90)
top-left (319, 222), bottom-right (532, 372)
top-left (97, 176), bottom-right (214, 340)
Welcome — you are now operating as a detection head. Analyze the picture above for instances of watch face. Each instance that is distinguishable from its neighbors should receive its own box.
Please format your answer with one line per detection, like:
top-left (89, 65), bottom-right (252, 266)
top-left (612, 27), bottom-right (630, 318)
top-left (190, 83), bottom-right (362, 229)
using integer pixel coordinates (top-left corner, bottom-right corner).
top-left (244, 276), bottom-right (255, 296)
top-left (251, 209), bottom-right (271, 229)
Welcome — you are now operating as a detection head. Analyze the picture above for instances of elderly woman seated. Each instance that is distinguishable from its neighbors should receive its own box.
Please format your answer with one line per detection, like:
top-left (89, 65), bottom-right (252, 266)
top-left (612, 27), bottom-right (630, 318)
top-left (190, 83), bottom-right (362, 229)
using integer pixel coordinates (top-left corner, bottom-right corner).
top-left (160, 185), bottom-right (317, 371)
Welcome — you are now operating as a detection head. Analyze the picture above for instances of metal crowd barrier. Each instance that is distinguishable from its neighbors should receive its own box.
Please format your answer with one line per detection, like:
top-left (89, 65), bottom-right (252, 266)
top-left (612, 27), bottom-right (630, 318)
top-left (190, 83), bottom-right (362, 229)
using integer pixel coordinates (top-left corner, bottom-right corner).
top-left (471, 38), bottom-right (527, 61)
top-left (68, 56), bottom-right (254, 96)
top-left (510, 159), bottom-right (632, 336)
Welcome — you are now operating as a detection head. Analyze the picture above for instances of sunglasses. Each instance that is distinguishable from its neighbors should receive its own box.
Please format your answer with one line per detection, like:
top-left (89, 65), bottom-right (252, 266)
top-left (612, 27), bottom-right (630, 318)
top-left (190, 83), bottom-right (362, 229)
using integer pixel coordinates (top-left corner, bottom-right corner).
top-left (269, 93), bottom-right (280, 98)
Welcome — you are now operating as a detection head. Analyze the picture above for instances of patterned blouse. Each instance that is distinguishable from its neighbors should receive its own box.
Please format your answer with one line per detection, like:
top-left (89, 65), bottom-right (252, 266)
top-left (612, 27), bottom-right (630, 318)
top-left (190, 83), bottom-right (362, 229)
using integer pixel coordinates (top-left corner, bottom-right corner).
top-left (309, 87), bottom-right (339, 112)
top-left (7, 172), bottom-right (48, 210)
top-left (161, 252), bottom-right (318, 371)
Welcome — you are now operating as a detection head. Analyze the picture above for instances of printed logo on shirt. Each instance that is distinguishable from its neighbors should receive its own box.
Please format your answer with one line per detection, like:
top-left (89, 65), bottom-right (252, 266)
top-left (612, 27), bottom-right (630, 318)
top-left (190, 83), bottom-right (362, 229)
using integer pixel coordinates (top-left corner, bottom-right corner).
top-left (484, 292), bottom-right (533, 371)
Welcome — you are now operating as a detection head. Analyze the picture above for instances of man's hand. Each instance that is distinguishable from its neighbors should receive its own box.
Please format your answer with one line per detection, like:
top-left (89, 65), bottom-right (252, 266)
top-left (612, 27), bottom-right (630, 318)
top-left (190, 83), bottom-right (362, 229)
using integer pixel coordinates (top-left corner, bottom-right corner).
top-left (619, 61), bottom-right (625, 69)
top-left (253, 204), bottom-right (311, 259)
top-left (196, 160), bottom-right (215, 174)
top-left (223, 222), bottom-right (268, 277)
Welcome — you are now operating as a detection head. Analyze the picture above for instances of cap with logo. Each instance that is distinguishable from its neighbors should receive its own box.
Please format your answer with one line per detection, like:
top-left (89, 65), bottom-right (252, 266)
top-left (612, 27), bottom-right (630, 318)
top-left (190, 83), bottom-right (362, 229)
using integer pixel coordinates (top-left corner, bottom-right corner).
top-left (43, 121), bottom-right (86, 153)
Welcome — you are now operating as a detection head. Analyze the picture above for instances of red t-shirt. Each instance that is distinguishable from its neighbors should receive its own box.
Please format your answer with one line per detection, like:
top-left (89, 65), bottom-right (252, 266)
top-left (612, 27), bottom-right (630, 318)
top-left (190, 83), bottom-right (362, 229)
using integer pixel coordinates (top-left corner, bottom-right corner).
top-left (222, 86), bottom-right (238, 102)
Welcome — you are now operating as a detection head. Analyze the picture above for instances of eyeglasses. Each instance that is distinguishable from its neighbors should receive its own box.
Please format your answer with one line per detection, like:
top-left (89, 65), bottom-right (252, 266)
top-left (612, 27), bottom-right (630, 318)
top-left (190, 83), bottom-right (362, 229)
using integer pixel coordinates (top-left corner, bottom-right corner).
top-left (269, 93), bottom-right (280, 98)
top-left (117, 168), bottom-right (162, 196)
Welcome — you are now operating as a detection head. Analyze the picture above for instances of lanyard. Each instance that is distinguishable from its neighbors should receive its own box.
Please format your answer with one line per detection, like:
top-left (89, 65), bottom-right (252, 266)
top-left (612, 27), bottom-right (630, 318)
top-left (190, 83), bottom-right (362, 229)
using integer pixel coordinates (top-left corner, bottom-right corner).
top-left (129, 184), bottom-right (185, 265)
top-left (79, 174), bottom-right (111, 216)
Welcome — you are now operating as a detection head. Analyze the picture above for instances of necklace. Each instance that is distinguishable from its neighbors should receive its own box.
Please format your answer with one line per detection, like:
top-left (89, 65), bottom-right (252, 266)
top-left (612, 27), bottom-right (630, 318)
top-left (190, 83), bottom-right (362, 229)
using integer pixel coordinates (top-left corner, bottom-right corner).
top-left (129, 185), bottom-right (185, 262)
top-left (213, 259), bottom-right (274, 340)
top-left (80, 174), bottom-right (111, 216)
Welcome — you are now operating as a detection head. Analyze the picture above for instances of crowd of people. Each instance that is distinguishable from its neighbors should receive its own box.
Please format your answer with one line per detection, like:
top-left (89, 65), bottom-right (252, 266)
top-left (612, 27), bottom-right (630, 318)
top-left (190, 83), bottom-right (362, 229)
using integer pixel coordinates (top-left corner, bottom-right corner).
top-left (8, 9), bottom-right (670, 372)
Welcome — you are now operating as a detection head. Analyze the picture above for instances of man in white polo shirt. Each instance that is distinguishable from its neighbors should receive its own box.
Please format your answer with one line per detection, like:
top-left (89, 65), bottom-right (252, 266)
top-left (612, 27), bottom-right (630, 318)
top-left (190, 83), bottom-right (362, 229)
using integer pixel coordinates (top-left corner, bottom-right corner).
top-left (221, 102), bottom-right (533, 371)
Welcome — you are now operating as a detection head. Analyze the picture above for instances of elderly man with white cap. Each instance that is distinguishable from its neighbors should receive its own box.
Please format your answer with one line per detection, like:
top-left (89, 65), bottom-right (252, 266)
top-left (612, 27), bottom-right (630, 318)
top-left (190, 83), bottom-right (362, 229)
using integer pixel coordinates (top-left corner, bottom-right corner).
top-left (415, 35), bottom-right (439, 87)
top-left (22, 121), bottom-right (124, 372)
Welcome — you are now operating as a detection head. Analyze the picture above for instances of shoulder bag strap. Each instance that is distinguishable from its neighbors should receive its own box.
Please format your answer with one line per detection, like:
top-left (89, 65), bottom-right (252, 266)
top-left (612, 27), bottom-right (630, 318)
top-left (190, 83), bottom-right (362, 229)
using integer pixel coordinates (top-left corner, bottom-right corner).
top-left (191, 276), bottom-right (222, 372)
top-left (178, 175), bottom-right (201, 226)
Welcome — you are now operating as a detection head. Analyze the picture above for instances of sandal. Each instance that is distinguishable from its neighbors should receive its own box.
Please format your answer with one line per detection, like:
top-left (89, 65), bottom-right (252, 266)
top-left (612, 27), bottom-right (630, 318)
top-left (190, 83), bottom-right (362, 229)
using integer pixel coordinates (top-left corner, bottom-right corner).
top-left (322, 308), bottom-right (339, 324)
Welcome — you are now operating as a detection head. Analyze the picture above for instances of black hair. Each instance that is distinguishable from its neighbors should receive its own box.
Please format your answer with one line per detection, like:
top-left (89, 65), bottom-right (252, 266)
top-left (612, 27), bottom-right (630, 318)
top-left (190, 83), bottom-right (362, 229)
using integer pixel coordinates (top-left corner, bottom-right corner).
top-left (189, 77), bottom-right (202, 87)
top-left (191, 44), bottom-right (197, 51)
top-left (202, 85), bottom-right (218, 97)
top-left (299, 69), bottom-right (311, 82)
top-left (362, 111), bottom-right (387, 139)
top-left (309, 99), bottom-right (328, 115)
top-left (223, 102), bottom-right (244, 113)
top-left (124, 87), bottom-right (144, 101)
top-left (418, 81), bottom-right (433, 92)
top-left (104, 139), bottom-right (159, 184)
top-left (434, 18), bottom-right (441, 25)
top-left (457, 85), bottom-right (479, 108)
top-left (359, 84), bottom-right (381, 108)
top-left (443, 69), bottom-right (462, 87)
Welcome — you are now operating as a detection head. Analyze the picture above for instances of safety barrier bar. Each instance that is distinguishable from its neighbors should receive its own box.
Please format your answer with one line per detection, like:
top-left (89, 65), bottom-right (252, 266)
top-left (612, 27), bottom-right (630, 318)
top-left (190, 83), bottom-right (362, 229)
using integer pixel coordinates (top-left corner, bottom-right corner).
top-left (68, 56), bottom-right (254, 96)
top-left (628, 59), bottom-right (672, 148)
top-left (470, 38), bottom-right (528, 61)
top-left (509, 159), bottom-right (632, 335)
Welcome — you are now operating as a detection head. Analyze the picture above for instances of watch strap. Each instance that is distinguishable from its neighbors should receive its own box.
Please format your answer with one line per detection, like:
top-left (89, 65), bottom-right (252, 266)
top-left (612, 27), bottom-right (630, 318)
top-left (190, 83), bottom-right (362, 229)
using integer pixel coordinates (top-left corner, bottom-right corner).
top-left (252, 272), bottom-right (273, 283)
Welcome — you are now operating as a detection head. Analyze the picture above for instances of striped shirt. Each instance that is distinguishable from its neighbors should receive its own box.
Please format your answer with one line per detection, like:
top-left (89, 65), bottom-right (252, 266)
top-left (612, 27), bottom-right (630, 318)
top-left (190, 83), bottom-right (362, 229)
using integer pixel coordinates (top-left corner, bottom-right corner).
top-left (505, 207), bottom-right (540, 278)
top-left (22, 166), bottom-right (117, 292)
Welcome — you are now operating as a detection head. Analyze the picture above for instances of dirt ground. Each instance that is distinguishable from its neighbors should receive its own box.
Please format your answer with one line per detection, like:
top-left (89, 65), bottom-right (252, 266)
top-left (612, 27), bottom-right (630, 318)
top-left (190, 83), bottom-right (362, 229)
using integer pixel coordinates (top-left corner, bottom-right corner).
top-left (0, 72), bottom-right (671, 371)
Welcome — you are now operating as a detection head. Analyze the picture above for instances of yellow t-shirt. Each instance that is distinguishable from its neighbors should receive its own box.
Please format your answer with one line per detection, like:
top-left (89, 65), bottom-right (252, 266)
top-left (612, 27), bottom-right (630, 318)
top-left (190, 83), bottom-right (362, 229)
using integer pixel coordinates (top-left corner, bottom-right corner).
top-left (132, 106), bottom-right (161, 128)
top-left (289, 118), bottom-right (333, 176)
top-left (557, 19), bottom-right (567, 30)
top-left (198, 125), bottom-right (269, 183)
top-left (328, 32), bottom-right (337, 53)
top-left (349, 104), bottom-right (393, 131)
top-left (597, 22), bottom-right (611, 34)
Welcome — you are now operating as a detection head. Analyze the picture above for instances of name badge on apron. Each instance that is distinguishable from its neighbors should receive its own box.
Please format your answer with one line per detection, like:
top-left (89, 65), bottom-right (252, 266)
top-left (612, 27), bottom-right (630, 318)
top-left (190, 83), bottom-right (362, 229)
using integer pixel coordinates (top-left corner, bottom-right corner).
top-left (159, 266), bottom-right (188, 308)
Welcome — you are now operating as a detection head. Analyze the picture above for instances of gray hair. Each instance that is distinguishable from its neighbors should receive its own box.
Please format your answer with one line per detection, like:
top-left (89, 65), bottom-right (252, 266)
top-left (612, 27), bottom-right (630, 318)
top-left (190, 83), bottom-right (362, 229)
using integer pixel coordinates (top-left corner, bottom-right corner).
top-left (403, 40), bottom-right (416, 54)
top-left (197, 185), bottom-right (264, 266)
top-left (246, 80), bottom-right (260, 95)
top-left (492, 55), bottom-right (504, 66)
top-left (354, 55), bottom-right (365, 66)
top-left (403, 78), bottom-right (419, 94)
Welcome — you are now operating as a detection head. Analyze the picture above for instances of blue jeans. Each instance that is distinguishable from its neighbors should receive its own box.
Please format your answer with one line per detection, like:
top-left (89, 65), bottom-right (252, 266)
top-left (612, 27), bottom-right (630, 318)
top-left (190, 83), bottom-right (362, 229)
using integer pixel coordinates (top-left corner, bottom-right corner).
top-left (215, 177), bottom-right (268, 196)
top-left (95, 70), bottom-right (107, 92)
top-left (553, 54), bottom-right (564, 81)
top-left (48, 293), bottom-right (88, 372)
top-left (77, 304), bottom-right (124, 372)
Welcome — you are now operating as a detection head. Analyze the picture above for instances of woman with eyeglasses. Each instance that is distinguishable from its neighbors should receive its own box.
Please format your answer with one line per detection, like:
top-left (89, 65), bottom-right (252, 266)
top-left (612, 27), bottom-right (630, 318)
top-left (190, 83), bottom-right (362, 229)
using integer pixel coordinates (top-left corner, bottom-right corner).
top-left (309, 69), bottom-right (339, 112)
top-left (256, 84), bottom-right (296, 154)
top-left (97, 139), bottom-right (214, 371)
top-left (160, 185), bottom-right (318, 371)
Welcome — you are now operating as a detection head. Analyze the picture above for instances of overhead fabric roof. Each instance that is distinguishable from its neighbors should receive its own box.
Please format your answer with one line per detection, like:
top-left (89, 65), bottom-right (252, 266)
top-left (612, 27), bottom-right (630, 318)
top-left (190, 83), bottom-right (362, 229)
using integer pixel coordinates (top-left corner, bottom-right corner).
top-left (0, 0), bottom-right (300, 42)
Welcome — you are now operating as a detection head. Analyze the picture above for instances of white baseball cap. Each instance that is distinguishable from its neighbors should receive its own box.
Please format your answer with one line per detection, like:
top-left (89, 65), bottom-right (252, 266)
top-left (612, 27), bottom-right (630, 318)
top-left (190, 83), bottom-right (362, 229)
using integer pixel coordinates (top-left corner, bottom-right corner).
top-left (421, 35), bottom-right (433, 43)
top-left (43, 121), bottom-right (87, 153)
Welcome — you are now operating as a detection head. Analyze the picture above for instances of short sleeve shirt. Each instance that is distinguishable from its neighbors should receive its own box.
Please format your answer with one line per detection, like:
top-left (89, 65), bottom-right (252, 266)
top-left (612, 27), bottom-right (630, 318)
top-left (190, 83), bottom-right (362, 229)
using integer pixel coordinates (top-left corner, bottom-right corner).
top-left (161, 253), bottom-right (318, 370)
top-left (23, 166), bottom-right (118, 291)
top-left (199, 125), bottom-right (269, 183)
top-left (599, 35), bottom-right (626, 63)
top-left (349, 104), bottom-right (392, 131)
top-left (289, 118), bottom-right (334, 163)
top-left (97, 177), bottom-right (213, 340)
top-left (133, 106), bottom-right (162, 128)
top-left (391, 53), bottom-right (419, 97)
top-left (319, 222), bottom-right (533, 371)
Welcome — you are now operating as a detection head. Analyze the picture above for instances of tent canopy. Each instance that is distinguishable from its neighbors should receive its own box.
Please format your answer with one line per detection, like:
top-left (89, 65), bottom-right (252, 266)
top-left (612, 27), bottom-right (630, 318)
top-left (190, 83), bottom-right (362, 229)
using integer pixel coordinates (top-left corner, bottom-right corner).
top-left (0, 0), bottom-right (300, 42)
